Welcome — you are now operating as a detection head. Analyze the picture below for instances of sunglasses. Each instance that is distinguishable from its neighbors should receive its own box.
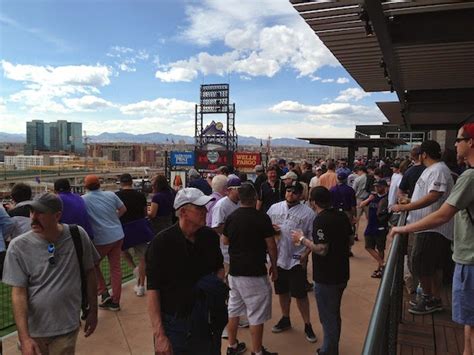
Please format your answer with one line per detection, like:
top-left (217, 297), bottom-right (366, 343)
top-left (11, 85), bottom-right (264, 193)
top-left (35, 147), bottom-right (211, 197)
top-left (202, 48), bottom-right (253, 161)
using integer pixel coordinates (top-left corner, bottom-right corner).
top-left (455, 137), bottom-right (470, 143)
top-left (47, 243), bottom-right (56, 266)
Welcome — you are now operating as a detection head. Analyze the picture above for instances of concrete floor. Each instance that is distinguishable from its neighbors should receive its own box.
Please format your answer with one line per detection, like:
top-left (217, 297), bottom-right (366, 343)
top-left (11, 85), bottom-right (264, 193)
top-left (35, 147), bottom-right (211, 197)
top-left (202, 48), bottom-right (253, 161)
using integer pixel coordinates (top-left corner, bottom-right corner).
top-left (2, 220), bottom-right (382, 354)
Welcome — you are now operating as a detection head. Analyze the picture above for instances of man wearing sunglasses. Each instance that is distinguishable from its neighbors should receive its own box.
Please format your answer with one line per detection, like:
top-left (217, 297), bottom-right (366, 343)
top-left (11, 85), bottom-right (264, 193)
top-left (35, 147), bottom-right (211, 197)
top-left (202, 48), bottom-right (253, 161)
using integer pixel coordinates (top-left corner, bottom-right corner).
top-left (2, 192), bottom-right (100, 355)
top-left (389, 122), bottom-right (474, 355)
top-left (267, 181), bottom-right (318, 344)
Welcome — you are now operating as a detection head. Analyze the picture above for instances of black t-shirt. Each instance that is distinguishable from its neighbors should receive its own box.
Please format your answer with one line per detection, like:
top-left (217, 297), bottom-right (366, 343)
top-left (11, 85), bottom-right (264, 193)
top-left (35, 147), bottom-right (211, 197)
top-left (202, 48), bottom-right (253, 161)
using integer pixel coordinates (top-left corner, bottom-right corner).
top-left (300, 170), bottom-right (315, 185)
top-left (254, 174), bottom-right (267, 197)
top-left (398, 164), bottom-right (426, 198)
top-left (223, 207), bottom-right (275, 276)
top-left (145, 224), bottom-right (223, 317)
top-left (116, 189), bottom-right (147, 223)
top-left (312, 209), bottom-right (351, 285)
top-left (259, 180), bottom-right (285, 212)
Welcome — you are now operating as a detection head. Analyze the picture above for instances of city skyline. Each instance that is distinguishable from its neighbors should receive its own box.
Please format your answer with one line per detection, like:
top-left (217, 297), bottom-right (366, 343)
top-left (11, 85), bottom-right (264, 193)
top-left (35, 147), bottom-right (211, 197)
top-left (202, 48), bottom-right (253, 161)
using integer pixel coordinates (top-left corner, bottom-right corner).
top-left (1, 0), bottom-right (394, 139)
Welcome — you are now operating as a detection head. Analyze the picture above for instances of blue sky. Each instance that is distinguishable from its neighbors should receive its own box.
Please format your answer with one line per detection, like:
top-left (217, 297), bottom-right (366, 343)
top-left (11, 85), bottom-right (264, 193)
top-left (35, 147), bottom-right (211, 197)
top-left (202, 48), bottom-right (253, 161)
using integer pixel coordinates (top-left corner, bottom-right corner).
top-left (0, 0), bottom-right (394, 139)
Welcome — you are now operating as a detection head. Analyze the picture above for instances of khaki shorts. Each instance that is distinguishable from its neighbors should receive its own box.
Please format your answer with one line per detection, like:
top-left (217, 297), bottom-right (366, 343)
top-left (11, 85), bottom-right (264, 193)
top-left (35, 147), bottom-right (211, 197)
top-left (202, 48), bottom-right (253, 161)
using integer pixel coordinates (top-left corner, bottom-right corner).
top-left (228, 275), bottom-right (272, 326)
top-left (127, 243), bottom-right (148, 258)
top-left (33, 327), bottom-right (79, 355)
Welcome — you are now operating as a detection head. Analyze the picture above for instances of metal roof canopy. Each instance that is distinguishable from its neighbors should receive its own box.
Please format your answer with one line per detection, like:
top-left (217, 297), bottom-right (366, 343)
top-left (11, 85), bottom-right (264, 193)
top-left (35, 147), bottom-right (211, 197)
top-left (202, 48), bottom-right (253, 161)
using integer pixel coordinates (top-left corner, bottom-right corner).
top-left (291, 0), bottom-right (474, 129)
top-left (298, 137), bottom-right (406, 165)
top-left (376, 102), bottom-right (472, 130)
top-left (298, 137), bottom-right (405, 148)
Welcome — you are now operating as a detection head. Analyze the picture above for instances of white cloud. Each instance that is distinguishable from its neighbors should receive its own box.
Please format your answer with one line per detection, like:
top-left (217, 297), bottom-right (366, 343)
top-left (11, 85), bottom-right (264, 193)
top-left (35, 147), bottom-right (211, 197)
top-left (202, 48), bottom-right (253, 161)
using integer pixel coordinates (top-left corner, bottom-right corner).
top-left (156, 24), bottom-right (338, 82)
top-left (1, 60), bottom-right (112, 113)
top-left (269, 100), bottom-right (385, 125)
top-left (1, 60), bottom-right (111, 86)
top-left (63, 95), bottom-right (115, 112)
top-left (155, 1), bottom-right (338, 82)
top-left (336, 77), bottom-right (350, 84)
top-left (106, 46), bottom-right (150, 72)
top-left (321, 78), bottom-right (334, 83)
top-left (120, 97), bottom-right (195, 116)
top-left (335, 87), bottom-right (371, 102)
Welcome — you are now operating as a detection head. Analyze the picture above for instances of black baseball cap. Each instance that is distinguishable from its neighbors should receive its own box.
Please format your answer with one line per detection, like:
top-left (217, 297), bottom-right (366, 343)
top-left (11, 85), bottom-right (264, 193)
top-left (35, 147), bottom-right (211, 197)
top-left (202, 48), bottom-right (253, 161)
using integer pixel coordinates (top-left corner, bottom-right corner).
top-left (286, 181), bottom-right (304, 194)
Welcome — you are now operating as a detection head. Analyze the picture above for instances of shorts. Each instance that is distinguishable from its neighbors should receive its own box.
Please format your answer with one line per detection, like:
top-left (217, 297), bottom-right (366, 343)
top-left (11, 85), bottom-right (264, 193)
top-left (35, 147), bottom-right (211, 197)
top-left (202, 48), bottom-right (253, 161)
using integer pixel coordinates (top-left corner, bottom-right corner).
top-left (127, 243), bottom-right (147, 258)
top-left (452, 263), bottom-right (474, 326)
top-left (228, 275), bottom-right (272, 325)
top-left (274, 265), bottom-right (307, 299)
top-left (33, 328), bottom-right (79, 355)
top-left (411, 232), bottom-right (450, 278)
top-left (365, 230), bottom-right (387, 252)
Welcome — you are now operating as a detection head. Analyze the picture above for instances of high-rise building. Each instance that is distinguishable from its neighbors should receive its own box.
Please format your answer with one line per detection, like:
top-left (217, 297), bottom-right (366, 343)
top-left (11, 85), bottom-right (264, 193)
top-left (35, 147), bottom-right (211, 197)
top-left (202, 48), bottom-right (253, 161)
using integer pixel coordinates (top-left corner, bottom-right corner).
top-left (25, 120), bottom-right (84, 154)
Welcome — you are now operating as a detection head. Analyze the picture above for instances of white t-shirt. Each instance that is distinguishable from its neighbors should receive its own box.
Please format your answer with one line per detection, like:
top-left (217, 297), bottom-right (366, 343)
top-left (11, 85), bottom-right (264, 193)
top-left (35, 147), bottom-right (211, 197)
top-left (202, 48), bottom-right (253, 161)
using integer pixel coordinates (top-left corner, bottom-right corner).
top-left (309, 176), bottom-right (320, 188)
top-left (211, 196), bottom-right (239, 263)
top-left (388, 172), bottom-right (403, 208)
top-left (408, 161), bottom-right (454, 240)
top-left (267, 201), bottom-right (315, 270)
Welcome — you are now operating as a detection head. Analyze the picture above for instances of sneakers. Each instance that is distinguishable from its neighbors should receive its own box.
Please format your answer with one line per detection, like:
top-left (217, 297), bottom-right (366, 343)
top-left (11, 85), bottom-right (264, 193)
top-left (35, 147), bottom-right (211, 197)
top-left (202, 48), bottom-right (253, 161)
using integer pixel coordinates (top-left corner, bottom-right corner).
top-left (134, 285), bottom-right (145, 297)
top-left (221, 326), bottom-right (228, 339)
top-left (304, 323), bottom-right (317, 343)
top-left (251, 346), bottom-right (278, 355)
top-left (100, 290), bottom-right (111, 304)
top-left (238, 317), bottom-right (250, 328)
top-left (226, 340), bottom-right (246, 355)
top-left (99, 299), bottom-right (120, 311)
top-left (272, 317), bottom-right (291, 333)
top-left (408, 295), bottom-right (442, 315)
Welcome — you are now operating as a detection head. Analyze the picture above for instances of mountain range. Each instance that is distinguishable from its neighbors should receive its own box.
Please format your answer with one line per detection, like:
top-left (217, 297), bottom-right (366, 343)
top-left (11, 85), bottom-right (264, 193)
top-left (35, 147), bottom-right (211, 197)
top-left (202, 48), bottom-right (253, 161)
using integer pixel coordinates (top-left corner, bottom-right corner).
top-left (0, 131), bottom-right (312, 147)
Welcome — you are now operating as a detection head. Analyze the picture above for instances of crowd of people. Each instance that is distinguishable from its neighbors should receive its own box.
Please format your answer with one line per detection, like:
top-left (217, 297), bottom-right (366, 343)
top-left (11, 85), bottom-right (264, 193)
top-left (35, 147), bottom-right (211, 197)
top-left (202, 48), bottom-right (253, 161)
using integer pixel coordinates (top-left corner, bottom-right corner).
top-left (0, 122), bottom-right (473, 355)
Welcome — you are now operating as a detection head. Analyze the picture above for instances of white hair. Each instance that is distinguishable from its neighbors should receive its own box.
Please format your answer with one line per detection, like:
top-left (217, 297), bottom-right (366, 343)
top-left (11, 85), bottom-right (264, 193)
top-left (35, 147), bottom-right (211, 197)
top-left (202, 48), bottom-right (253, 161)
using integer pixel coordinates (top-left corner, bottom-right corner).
top-left (211, 174), bottom-right (228, 193)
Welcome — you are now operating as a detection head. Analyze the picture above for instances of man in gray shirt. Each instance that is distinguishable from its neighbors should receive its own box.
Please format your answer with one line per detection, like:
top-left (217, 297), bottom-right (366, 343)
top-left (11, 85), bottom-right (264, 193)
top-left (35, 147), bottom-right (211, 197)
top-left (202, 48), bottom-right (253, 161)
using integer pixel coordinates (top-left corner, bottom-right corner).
top-left (2, 193), bottom-right (99, 355)
top-left (352, 166), bottom-right (369, 241)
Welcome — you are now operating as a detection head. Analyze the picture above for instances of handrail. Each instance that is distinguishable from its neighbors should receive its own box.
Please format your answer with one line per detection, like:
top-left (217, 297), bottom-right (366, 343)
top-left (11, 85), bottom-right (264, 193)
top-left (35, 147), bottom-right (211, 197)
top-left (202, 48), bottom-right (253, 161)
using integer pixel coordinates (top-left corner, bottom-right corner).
top-left (362, 211), bottom-right (408, 355)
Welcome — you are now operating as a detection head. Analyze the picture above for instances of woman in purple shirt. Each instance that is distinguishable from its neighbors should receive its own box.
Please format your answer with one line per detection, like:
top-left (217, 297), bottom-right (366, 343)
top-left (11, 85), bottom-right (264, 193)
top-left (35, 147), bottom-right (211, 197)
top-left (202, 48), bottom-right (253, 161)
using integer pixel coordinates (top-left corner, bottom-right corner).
top-left (148, 174), bottom-right (175, 234)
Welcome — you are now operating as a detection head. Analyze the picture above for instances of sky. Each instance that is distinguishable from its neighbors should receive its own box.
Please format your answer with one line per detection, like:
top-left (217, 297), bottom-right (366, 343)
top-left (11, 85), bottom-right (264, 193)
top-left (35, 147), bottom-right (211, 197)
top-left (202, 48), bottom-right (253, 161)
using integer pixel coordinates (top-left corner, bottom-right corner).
top-left (0, 0), bottom-right (394, 139)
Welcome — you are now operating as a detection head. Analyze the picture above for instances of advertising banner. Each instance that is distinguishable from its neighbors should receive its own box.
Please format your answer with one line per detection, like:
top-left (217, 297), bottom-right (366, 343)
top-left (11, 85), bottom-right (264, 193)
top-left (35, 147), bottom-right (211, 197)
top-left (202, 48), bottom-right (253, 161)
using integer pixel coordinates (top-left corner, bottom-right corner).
top-left (233, 152), bottom-right (261, 171)
top-left (195, 150), bottom-right (231, 170)
top-left (170, 151), bottom-right (195, 166)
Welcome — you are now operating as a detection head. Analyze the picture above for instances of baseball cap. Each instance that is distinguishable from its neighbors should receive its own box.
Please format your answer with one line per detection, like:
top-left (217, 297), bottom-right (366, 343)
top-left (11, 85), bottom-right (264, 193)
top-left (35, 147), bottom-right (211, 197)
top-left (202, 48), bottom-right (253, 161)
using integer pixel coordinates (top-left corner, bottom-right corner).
top-left (173, 188), bottom-right (215, 210)
top-left (337, 172), bottom-right (348, 181)
top-left (84, 175), bottom-right (100, 189)
top-left (188, 168), bottom-right (200, 179)
top-left (280, 171), bottom-right (298, 180)
top-left (227, 176), bottom-right (242, 188)
top-left (255, 165), bottom-right (264, 173)
top-left (119, 173), bottom-right (133, 184)
top-left (18, 192), bottom-right (63, 213)
top-left (286, 181), bottom-right (304, 194)
top-left (373, 179), bottom-right (388, 187)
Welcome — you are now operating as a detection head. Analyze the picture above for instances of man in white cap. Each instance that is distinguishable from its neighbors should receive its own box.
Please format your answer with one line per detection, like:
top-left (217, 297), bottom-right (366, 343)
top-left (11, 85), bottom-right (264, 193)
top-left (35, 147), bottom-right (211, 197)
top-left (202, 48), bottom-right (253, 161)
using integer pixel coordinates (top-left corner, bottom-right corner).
top-left (2, 193), bottom-right (99, 354)
top-left (146, 188), bottom-right (227, 355)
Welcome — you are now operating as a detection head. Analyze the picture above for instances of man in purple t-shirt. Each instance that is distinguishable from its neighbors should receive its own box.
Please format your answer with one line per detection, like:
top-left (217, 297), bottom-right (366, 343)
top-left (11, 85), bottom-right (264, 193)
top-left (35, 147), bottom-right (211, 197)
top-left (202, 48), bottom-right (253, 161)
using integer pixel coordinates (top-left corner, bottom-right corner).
top-left (54, 178), bottom-right (94, 239)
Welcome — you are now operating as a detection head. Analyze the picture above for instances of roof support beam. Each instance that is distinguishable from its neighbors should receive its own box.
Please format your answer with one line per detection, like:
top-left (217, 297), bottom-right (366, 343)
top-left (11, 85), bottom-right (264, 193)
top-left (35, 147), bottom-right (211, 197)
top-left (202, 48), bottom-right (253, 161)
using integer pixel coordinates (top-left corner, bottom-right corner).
top-left (363, 1), bottom-right (407, 125)
top-left (390, 9), bottom-right (474, 46)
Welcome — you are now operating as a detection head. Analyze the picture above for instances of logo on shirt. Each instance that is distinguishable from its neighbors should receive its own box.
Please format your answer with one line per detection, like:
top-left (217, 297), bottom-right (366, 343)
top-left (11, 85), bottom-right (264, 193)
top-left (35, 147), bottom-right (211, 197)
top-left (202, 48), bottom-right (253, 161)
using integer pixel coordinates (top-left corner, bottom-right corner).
top-left (316, 229), bottom-right (325, 241)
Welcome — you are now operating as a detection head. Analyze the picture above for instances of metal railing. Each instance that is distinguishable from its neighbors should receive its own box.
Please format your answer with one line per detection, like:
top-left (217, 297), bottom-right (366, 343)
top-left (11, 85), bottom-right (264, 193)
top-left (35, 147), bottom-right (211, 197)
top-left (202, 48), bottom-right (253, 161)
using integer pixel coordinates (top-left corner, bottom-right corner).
top-left (362, 211), bottom-right (408, 355)
top-left (0, 257), bottom-right (136, 336)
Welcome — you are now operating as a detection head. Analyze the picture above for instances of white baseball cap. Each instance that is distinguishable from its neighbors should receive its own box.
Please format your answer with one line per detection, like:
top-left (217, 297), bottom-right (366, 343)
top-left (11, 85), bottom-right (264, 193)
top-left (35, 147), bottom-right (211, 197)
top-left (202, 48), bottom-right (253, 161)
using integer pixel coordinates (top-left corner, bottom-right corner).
top-left (280, 171), bottom-right (298, 180)
top-left (173, 188), bottom-right (215, 210)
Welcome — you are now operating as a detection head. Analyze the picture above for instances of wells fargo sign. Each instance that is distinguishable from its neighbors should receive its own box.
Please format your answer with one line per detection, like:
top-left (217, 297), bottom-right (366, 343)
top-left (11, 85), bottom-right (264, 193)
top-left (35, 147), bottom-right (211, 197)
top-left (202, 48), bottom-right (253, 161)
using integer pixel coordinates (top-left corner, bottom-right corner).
top-left (233, 152), bottom-right (261, 170)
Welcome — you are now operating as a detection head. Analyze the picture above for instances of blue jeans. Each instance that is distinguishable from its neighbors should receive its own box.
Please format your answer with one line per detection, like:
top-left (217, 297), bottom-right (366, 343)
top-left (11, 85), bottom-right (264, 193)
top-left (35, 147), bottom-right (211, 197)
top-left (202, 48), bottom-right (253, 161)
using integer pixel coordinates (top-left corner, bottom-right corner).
top-left (160, 313), bottom-right (220, 355)
top-left (314, 282), bottom-right (347, 355)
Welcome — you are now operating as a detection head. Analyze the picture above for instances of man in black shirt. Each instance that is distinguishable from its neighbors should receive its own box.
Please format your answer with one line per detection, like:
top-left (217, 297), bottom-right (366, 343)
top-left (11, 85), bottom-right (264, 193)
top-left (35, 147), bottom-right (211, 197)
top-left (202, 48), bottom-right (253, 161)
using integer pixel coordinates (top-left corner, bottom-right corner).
top-left (146, 188), bottom-right (225, 355)
top-left (116, 173), bottom-right (151, 296)
top-left (398, 145), bottom-right (425, 198)
top-left (257, 166), bottom-right (285, 213)
top-left (223, 183), bottom-right (278, 355)
top-left (292, 187), bottom-right (352, 355)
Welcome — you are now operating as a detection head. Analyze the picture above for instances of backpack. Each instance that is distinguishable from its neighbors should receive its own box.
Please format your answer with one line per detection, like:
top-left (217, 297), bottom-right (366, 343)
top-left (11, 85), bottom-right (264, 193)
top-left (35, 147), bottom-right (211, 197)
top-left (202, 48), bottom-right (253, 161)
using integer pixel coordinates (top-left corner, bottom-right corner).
top-left (69, 224), bottom-right (89, 320)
